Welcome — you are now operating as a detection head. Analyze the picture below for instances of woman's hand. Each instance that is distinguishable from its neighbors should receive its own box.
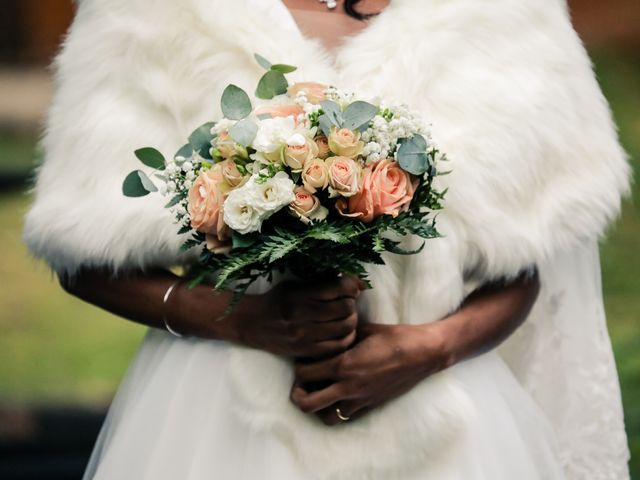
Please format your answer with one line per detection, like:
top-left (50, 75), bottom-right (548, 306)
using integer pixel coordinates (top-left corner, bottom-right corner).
top-left (235, 276), bottom-right (363, 359)
top-left (289, 269), bottom-right (540, 425)
top-left (290, 322), bottom-right (450, 425)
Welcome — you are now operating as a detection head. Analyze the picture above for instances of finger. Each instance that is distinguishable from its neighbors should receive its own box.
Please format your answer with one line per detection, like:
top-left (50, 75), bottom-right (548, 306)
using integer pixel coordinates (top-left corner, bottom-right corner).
top-left (317, 400), bottom-right (365, 426)
top-left (291, 317), bottom-right (356, 346)
top-left (306, 330), bottom-right (357, 358)
top-left (291, 382), bottom-right (346, 414)
top-left (295, 355), bottom-right (342, 383)
top-left (305, 298), bottom-right (357, 323)
top-left (304, 276), bottom-right (361, 302)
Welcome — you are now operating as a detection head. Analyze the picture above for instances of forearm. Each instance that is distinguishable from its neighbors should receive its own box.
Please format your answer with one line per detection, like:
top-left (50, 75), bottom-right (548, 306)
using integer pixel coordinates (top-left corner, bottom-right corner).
top-left (60, 268), bottom-right (254, 342)
top-left (419, 269), bottom-right (540, 368)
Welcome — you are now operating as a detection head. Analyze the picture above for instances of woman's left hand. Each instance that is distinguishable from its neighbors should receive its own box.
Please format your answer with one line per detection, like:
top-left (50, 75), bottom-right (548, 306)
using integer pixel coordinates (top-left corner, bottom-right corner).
top-left (290, 322), bottom-right (452, 426)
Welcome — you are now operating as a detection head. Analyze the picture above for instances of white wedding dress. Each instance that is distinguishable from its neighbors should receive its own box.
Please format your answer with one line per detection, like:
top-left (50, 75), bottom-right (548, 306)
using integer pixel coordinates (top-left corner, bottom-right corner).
top-left (23, 0), bottom-right (630, 478)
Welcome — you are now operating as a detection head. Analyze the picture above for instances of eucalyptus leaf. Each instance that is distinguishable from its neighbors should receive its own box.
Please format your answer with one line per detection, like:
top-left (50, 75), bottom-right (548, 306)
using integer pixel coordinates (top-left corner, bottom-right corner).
top-left (134, 147), bottom-right (165, 170)
top-left (318, 114), bottom-right (334, 138)
top-left (174, 143), bottom-right (193, 162)
top-left (270, 63), bottom-right (297, 74)
top-left (254, 53), bottom-right (272, 70)
top-left (221, 84), bottom-right (252, 120)
top-left (138, 170), bottom-right (158, 192)
top-left (122, 170), bottom-right (156, 197)
top-left (255, 70), bottom-right (288, 100)
top-left (229, 118), bottom-right (258, 147)
top-left (320, 100), bottom-right (343, 127)
top-left (342, 101), bottom-right (379, 131)
top-left (189, 122), bottom-right (216, 157)
top-left (397, 134), bottom-right (430, 175)
top-left (165, 195), bottom-right (183, 208)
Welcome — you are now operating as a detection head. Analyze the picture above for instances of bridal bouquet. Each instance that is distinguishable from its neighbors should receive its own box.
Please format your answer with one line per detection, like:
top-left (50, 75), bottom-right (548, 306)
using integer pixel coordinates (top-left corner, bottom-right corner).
top-left (123, 54), bottom-right (446, 309)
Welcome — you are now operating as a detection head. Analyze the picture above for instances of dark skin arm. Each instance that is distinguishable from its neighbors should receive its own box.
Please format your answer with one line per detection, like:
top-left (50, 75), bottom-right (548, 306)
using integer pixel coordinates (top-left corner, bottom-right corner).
top-left (291, 269), bottom-right (540, 425)
top-left (60, 269), bottom-right (363, 359)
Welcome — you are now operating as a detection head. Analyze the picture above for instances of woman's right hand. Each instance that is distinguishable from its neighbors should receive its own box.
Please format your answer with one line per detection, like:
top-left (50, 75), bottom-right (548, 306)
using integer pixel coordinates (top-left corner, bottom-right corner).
top-left (235, 276), bottom-right (363, 359)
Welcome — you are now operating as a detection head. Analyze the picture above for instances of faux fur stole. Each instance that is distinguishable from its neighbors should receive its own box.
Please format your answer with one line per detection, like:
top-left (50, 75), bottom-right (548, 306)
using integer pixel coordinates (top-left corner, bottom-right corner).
top-left (24, 0), bottom-right (629, 324)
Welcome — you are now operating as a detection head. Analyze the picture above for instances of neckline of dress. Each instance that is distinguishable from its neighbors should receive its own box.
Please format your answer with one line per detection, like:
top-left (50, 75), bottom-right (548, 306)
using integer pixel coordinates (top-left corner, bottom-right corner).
top-left (276, 0), bottom-right (395, 64)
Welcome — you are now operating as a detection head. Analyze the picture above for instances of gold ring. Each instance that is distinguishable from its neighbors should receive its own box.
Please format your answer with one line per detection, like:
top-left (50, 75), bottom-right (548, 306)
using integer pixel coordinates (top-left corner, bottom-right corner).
top-left (335, 407), bottom-right (350, 422)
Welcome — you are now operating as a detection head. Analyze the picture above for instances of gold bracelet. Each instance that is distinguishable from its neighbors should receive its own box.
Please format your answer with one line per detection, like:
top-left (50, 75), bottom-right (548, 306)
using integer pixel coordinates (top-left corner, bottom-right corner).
top-left (162, 281), bottom-right (184, 338)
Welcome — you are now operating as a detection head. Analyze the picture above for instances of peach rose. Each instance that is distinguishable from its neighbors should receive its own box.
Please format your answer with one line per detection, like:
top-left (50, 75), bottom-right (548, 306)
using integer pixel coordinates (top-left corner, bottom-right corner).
top-left (215, 131), bottom-right (237, 159)
top-left (187, 167), bottom-right (227, 239)
top-left (287, 82), bottom-right (327, 104)
top-left (326, 156), bottom-right (361, 197)
top-left (289, 186), bottom-right (329, 224)
top-left (283, 137), bottom-right (319, 172)
top-left (314, 135), bottom-right (331, 159)
top-left (253, 104), bottom-right (304, 120)
top-left (219, 159), bottom-right (247, 188)
top-left (328, 127), bottom-right (364, 158)
top-left (302, 158), bottom-right (329, 194)
top-left (336, 158), bottom-right (416, 223)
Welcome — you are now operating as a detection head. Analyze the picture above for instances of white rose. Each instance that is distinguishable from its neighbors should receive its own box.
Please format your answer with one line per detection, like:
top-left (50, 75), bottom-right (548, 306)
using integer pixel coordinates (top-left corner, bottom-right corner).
top-left (223, 187), bottom-right (264, 234)
top-left (252, 116), bottom-right (298, 155)
top-left (247, 172), bottom-right (295, 217)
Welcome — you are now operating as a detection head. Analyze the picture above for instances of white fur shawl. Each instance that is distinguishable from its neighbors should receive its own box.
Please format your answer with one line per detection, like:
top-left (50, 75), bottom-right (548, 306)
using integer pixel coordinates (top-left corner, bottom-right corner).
top-left (23, 0), bottom-right (631, 476)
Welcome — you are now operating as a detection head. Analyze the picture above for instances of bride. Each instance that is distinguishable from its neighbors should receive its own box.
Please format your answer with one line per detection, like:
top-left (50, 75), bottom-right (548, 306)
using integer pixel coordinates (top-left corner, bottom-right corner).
top-left (23, 0), bottom-right (631, 478)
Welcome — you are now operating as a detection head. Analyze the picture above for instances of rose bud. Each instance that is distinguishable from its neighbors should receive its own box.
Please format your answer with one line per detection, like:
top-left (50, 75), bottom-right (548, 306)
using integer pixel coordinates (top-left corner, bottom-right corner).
top-left (289, 186), bottom-right (329, 224)
top-left (302, 158), bottom-right (329, 194)
top-left (328, 127), bottom-right (364, 158)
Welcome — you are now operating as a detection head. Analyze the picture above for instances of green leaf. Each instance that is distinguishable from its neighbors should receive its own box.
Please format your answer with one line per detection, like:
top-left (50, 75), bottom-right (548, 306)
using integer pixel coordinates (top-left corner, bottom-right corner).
top-left (189, 122), bottom-right (216, 157)
top-left (318, 114), bottom-right (334, 137)
top-left (397, 134), bottom-right (430, 175)
top-left (255, 70), bottom-right (288, 100)
top-left (254, 53), bottom-right (272, 70)
top-left (122, 170), bottom-right (156, 197)
top-left (177, 225), bottom-right (191, 235)
top-left (174, 143), bottom-right (193, 161)
top-left (232, 232), bottom-right (259, 250)
top-left (320, 100), bottom-right (343, 127)
top-left (229, 118), bottom-right (258, 147)
top-left (164, 195), bottom-right (183, 208)
top-left (342, 101), bottom-right (379, 131)
top-left (221, 84), bottom-right (252, 120)
top-left (134, 147), bottom-right (165, 170)
top-left (270, 63), bottom-right (297, 74)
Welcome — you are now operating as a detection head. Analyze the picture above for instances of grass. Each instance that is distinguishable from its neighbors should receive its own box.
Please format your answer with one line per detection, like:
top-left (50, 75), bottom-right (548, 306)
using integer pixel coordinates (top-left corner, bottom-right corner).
top-left (0, 50), bottom-right (638, 470)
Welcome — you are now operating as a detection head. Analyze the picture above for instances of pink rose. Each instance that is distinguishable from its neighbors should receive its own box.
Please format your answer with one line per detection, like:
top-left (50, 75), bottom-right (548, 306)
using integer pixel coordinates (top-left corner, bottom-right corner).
top-left (187, 167), bottom-right (228, 239)
top-left (253, 104), bottom-right (304, 120)
top-left (327, 156), bottom-right (361, 197)
top-left (289, 186), bottom-right (329, 224)
top-left (328, 127), bottom-right (364, 158)
top-left (287, 82), bottom-right (327, 104)
top-left (336, 159), bottom-right (416, 223)
top-left (314, 135), bottom-right (331, 159)
top-left (302, 158), bottom-right (329, 194)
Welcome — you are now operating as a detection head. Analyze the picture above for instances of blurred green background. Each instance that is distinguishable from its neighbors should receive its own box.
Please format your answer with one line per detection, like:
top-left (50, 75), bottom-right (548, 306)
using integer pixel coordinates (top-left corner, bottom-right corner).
top-left (0, 0), bottom-right (638, 477)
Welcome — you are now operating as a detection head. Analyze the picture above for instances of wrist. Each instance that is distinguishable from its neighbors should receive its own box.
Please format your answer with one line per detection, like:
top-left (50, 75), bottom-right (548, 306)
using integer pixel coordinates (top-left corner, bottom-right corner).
top-left (169, 283), bottom-right (258, 343)
top-left (411, 321), bottom-right (458, 374)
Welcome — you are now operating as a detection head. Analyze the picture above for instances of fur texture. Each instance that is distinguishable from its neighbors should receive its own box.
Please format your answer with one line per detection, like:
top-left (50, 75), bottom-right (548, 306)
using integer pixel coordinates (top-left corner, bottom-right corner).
top-left (23, 0), bottom-right (630, 476)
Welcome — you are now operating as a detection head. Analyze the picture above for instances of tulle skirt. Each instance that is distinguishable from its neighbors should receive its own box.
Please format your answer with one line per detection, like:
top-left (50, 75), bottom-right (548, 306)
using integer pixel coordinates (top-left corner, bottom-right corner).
top-left (83, 328), bottom-right (567, 479)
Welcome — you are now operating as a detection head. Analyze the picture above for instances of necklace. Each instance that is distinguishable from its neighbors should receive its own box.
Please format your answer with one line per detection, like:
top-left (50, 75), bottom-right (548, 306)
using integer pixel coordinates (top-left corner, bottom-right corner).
top-left (319, 0), bottom-right (338, 10)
